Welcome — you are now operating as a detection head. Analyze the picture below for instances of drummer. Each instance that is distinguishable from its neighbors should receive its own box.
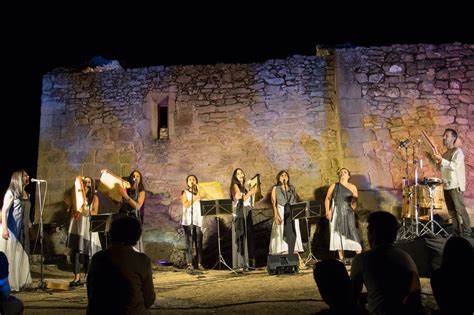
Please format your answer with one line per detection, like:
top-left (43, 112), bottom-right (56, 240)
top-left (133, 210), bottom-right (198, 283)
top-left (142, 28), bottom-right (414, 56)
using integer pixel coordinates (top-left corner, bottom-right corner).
top-left (433, 128), bottom-right (471, 237)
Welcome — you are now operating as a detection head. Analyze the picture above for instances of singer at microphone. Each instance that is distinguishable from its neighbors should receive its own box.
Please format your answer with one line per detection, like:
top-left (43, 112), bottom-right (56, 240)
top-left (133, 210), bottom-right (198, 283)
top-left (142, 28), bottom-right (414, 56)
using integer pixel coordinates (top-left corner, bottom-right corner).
top-left (398, 139), bottom-right (410, 148)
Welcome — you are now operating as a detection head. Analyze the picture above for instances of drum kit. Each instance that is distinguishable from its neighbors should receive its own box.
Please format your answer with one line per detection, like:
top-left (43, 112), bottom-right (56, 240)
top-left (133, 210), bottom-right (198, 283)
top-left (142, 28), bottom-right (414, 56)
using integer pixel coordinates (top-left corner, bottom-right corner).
top-left (397, 139), bottom-right (449, 240)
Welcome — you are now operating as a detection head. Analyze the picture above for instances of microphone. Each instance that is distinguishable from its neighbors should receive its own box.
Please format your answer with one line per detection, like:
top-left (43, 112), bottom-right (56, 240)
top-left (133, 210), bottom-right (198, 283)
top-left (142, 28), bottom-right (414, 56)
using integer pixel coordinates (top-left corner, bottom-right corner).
top-left (398, 139), bottom-right (410, 148)
top-left (31, 178), bottom-right (47, 183)
top-left (412, 138), bottom-right (421, 146)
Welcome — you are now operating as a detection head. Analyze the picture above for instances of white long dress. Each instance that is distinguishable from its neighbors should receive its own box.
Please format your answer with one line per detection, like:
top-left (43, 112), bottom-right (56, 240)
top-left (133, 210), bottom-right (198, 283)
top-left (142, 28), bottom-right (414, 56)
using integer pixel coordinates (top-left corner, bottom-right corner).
top-left (0, 190), bottom-right (32, 291)
top-left (66, 202), bottom-right (102, 257)
top-left (269, 204), bottom-right (304, 254)
top-left (269, 185), bottom-right (304, 254)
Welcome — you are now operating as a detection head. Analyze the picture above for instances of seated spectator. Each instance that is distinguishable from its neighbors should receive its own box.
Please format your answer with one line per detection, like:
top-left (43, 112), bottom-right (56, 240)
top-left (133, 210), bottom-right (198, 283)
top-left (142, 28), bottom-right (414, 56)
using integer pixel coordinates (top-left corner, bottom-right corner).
top-left (351, 211), bottom-right (424, 315)
top-left (430, 236), bottom-right (474, 315)
top-left (313, 258), bottom-right (364, 314)
top-left (0, 251), bottom-right (24, 315)
top-left (86, 216), bottom-right (155, 315)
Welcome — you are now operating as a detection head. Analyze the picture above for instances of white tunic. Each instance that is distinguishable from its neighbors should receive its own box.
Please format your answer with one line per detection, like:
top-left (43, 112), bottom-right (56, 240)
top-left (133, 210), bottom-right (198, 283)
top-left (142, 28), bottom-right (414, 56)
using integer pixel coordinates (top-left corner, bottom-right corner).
top-left (181, 190), bottom-right (203, 227)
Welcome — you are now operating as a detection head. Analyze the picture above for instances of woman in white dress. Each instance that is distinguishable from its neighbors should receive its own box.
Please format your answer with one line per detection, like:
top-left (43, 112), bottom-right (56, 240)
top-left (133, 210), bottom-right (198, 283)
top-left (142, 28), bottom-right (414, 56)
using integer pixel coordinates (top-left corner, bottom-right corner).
top-left (66, 176), bottom-right (102, 287)
top-left (0, 170), bottom-right (32, 291)
top-left (269, 170), bottom-right (304, 255)
top-left (324, 168), bottom-right (361, 262)
top-left (180, 175), bottom-right (206, 270)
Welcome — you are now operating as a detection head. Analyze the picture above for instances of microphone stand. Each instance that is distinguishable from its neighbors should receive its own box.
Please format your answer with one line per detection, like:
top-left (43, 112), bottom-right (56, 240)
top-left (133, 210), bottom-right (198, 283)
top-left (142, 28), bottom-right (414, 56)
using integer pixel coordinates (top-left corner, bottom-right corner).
top-left (282, 180), bottom-right (296, 257)
top-left (35, 180), bottom-right (48, 290)
top-left (334, 180), bottom-right (345, 261)
top-left (189, 186), bottom-right (195, 273)
top-left (412, 141), bottom-right (422, 237)
top-left (132, 179), bottom-right (143, 252)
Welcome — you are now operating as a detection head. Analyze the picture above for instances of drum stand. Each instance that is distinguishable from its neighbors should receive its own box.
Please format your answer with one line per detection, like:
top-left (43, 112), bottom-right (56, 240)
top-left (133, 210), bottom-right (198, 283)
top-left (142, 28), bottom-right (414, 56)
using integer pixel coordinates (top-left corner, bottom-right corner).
top-left (397, 189), bottom-right (418, 240)
top-left (397, 144), bottom-right (424, 241)
top-left (419, 185), bottom-right (449, 237)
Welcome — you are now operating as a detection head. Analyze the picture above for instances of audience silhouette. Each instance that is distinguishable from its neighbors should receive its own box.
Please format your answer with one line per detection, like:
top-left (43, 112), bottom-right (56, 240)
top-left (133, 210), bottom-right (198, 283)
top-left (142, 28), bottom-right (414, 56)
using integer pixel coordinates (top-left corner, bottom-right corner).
top-left (313, 258), bottom-right (365, 314)
top-left (430, 236), bottom-right (474, 315)
top-left (0, 251), bottom-right (24, 315)
top-left (86, 216), bottom-right (155, 315)
top-left (351, 211), bottom-right (424, 315)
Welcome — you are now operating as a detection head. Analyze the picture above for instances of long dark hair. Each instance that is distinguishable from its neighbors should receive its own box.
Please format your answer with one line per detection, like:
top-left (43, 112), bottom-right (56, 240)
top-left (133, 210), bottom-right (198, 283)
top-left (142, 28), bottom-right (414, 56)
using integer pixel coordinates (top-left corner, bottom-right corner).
top-left (83, 176), bottom-right (95, 205)
top-left (185, 174), bottom-right (199, 194)
top-left (230, 168), bottom-right (246, 197)
top-left (275, 170), bottom-right (291, 186)
top-left (128, 170), bottom-right (145, 192)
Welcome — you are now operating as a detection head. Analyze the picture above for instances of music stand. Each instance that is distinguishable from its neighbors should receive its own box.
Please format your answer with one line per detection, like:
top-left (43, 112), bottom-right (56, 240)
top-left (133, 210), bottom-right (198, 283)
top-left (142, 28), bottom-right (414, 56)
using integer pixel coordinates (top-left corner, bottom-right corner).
top-left (90, 214), bottom-right (111, 249)
top-left (200, 199), bottom-right (236, 274)
top-left (290, 201), bottom-right (321, 267)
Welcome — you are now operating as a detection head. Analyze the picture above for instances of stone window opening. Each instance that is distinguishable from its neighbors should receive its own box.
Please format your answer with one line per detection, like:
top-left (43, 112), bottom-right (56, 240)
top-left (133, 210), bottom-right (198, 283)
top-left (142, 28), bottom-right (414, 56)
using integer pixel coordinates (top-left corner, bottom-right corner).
top-left (157, 97), bottom-right (169, 140)
top-left (150, 94), bottom-right (173, 141)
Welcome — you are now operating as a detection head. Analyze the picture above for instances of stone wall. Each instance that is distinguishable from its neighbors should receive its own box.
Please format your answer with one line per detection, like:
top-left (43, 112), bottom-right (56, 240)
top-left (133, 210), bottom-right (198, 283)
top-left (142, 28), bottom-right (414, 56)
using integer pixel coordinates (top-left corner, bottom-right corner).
top-left (37, 43), bottom-right (474, 263)
top-left (336, 43), bottom-right (474, 218)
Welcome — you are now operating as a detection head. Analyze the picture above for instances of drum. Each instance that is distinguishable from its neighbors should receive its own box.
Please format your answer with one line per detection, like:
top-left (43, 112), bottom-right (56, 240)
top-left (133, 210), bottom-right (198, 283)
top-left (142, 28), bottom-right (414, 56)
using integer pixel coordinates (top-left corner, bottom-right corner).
top-left (97, 169), bottom-right (131, 202)
top-left (401, 186), bottom-right (413, 218)
top-left (417, 184), bottom-right (444, 209)
top-left (418, 177), bottom-right (443, 187)
top-left (401, 186), bottom-right (428, 219)
top-left (71, 176), bottom-right (86, 213)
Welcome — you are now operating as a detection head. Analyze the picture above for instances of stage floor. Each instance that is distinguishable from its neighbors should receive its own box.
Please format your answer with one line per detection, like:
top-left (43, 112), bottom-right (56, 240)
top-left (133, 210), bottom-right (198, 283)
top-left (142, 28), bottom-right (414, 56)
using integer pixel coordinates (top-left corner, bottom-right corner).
top-left (17, 262), bottom-right (439, 314)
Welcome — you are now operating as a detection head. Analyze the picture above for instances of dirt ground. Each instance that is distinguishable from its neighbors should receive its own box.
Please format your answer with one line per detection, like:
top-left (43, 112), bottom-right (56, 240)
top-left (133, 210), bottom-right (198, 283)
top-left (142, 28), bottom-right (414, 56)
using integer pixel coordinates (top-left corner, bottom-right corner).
top-left (15, 263), bottom-right (438, 314)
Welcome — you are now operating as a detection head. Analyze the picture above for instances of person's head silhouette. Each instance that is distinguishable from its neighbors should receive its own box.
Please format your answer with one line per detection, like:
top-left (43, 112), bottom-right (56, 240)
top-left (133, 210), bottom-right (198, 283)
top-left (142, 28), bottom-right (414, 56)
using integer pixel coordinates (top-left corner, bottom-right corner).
top-left (110, 216), bottom-right (142, 246)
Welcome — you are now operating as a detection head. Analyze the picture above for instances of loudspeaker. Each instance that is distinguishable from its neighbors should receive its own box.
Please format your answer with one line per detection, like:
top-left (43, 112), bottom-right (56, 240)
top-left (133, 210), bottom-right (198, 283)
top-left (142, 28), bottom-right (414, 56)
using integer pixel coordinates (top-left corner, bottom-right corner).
top-left (267, 254), bottom-right (299, 275)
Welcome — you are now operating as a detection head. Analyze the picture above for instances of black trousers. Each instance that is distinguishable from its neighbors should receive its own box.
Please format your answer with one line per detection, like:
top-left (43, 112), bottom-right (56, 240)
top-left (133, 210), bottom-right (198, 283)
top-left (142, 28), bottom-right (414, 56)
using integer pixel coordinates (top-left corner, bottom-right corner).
top-left (71, 249), bottom-right (89, 275)
top-left (183, 225), bottom-right (203, 266)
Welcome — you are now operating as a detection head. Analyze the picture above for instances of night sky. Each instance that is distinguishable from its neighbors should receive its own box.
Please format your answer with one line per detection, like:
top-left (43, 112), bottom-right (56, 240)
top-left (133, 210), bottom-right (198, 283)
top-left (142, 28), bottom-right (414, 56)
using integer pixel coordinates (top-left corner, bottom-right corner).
top-left (1, 8), bottom-right (472, 199)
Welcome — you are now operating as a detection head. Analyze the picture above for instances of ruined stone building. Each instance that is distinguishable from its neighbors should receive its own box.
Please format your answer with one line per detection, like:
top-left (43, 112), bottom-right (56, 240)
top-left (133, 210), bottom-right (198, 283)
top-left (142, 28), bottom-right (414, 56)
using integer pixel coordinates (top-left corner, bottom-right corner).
top-left (37, 42), bottom-right (474, 264)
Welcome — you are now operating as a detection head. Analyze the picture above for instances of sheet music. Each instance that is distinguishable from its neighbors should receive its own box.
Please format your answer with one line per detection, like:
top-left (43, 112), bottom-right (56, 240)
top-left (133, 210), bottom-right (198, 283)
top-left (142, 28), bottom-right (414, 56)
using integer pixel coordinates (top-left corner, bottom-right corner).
top-left (197, 182), bottom-right (224, 200)
top-left (97, 170), bottom-right (131, 202)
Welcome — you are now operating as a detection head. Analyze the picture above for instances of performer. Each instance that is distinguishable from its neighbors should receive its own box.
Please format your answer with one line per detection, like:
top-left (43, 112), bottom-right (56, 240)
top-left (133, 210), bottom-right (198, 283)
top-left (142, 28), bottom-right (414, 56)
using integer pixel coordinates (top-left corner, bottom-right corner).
top-left (120, 170), bottom-right (146, 224)
top-left (268, 170), bottom-right (304, 256)
top-left (433, 128), bottom-right (471, 237)
top-left (180, 175), bottom-right (206, 270)
top-left (0, 170), bottom-right (32, 291)
top-left (230, 168), bottom-right (257, 271)
top-left (325, 168), bottom-right (361, 262)
top-left (65, 176), bottom-right (102, 287)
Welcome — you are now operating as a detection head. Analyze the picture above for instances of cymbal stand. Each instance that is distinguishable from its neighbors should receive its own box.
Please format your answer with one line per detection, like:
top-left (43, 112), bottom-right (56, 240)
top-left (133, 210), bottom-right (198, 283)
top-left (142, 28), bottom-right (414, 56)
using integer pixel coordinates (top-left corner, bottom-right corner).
top-left (412, 141), bottom-right (428, 237)
top-left (419, 185), bottom-right (449, 237)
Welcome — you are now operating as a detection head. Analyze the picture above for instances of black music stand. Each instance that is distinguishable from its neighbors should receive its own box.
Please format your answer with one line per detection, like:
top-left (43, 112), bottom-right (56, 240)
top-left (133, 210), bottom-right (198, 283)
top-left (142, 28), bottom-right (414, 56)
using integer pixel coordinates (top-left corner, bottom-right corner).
top-left (200, 199), bottom-right (236, 274)
top-left (90, 214), bottom-right (110, 249)
top-left (290, 201), bottom-right (322, 267)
